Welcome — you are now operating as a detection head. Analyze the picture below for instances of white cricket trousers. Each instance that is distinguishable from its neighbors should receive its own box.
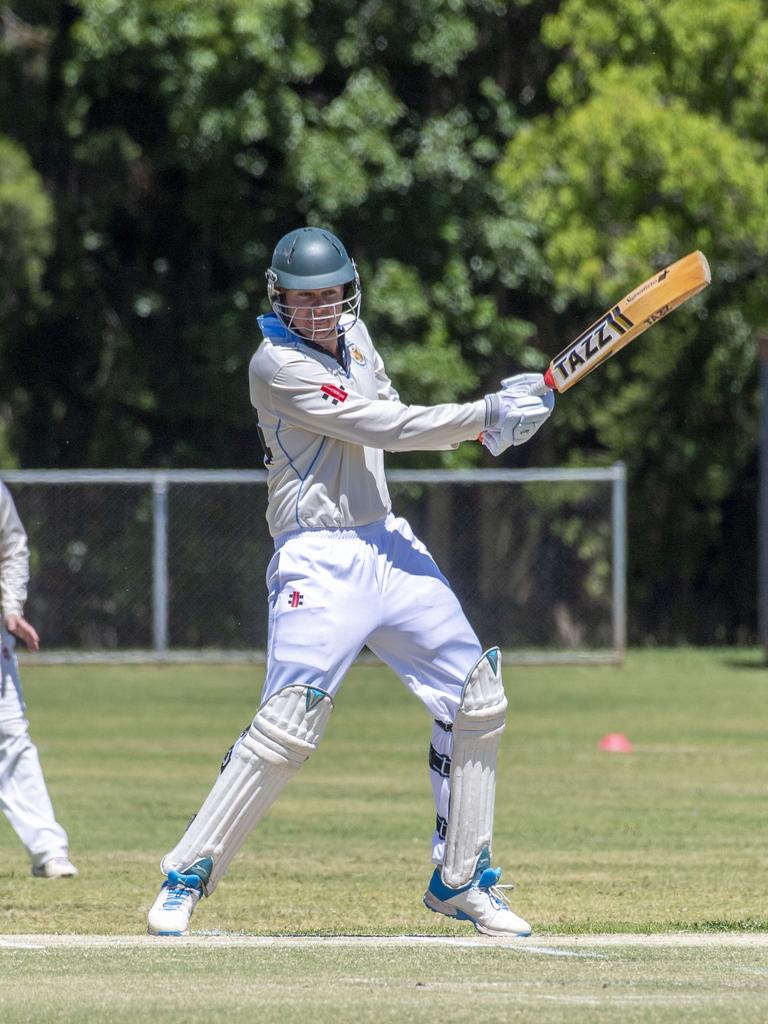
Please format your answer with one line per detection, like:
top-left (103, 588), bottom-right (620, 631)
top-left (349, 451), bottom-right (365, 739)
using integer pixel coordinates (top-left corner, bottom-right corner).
top-left (261, 514), bottom-right (484, 864)
top-left (0, 631), bottom-right (70, 868)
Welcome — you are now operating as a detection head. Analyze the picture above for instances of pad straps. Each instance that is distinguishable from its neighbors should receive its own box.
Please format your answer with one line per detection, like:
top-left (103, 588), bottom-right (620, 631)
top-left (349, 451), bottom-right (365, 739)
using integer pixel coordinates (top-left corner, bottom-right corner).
top-left (161, 684), bottom-right (333, 894)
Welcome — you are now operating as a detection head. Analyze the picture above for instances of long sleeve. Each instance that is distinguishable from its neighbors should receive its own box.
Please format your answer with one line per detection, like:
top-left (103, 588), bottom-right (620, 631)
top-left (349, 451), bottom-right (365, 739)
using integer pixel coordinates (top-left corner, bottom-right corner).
top-left (248, 315), bottom-right (489, 537)
top-left (267, 356), bottom-right (488, 453)
top-left (0, 483), bottom-right (30, 616)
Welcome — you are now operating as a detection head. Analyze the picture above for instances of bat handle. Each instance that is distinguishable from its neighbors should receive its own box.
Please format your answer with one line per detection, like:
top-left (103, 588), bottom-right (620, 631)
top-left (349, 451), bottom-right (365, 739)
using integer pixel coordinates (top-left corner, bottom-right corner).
top-left (532, 368), bottom-right (556, 395)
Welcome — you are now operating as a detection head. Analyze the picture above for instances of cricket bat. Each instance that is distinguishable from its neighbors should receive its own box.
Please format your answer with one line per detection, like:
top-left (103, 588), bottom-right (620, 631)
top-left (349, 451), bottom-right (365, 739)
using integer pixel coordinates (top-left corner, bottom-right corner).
top-left (540, 251), bottom-right (711, 393)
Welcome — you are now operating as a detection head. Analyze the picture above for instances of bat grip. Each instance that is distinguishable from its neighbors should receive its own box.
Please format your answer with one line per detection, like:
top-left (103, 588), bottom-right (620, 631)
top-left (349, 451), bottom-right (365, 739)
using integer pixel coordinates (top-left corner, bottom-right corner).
top-left (532, 368), bottom-right (556, 395)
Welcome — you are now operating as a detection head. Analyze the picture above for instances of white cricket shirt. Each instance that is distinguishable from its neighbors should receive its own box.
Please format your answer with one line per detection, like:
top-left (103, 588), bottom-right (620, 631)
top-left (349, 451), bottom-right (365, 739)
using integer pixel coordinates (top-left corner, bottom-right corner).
top-left (249, 314), bottom-right (491, 538)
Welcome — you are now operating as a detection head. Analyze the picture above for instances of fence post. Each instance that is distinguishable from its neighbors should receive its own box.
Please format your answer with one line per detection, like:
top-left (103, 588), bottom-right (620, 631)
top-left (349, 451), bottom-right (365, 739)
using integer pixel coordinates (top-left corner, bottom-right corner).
top-left (612, 462), bottom-right (627, 662)
top-left (152, 474), bottom-right (169, 656)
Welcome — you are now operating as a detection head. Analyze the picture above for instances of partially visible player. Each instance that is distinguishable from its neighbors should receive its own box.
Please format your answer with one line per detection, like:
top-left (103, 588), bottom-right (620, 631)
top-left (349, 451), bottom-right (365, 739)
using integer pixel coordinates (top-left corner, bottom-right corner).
top-left (0, 481), bottom-right (78, 878)
top-left (147, 226), bottom-right (554, 936)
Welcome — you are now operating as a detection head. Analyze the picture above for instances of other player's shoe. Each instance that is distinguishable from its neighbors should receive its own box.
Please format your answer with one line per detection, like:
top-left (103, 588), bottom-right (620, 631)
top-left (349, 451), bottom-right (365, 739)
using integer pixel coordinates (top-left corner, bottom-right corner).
top-left (31, 857), bottom-right (79, 878)
top-left (423, 848), bottom-right (531, 937)
top-left (147, 870), bottom-right (203, 936)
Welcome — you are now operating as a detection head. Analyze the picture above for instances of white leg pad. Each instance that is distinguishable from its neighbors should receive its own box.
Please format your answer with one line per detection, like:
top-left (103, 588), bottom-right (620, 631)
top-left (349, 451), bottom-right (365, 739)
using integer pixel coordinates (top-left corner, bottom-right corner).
top-left (440, 647), bottom-right (507, 889)
top-left (161, 684), bottom-right (333, 893)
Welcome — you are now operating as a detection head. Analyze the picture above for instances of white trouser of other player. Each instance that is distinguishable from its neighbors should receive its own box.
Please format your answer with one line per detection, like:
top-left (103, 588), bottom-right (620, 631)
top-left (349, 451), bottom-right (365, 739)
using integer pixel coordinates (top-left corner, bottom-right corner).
top-left (161, 514), bottom-right (483, 888)
top-left (0, 630), bottom-right (70, 869)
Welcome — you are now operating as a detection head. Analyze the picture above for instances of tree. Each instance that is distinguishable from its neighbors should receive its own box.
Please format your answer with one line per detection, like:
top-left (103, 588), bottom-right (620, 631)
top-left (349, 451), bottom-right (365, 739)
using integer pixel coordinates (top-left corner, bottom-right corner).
top-left (0, 132), bottom-right (54, 466)
top-left (0, 0), bottom-right (555, 469)
top-left (495, 0), bottom-right (768, 640)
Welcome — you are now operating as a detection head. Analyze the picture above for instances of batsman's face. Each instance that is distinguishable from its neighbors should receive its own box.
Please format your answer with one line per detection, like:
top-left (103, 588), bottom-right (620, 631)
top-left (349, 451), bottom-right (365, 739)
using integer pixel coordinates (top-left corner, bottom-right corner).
top-left (282, 286), bottom-right (345, 345)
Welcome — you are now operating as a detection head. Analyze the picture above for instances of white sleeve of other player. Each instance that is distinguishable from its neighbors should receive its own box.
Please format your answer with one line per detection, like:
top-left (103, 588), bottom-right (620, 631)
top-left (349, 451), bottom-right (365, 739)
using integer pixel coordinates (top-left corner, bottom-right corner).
top-left (267, 358), bottom-right (488, 452)
top-left (0, 483), bottom-right (30, 616)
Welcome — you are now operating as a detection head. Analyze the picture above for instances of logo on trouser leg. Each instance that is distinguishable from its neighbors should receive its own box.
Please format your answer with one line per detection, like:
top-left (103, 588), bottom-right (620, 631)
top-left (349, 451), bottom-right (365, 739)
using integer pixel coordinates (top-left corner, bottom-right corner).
top-left (289, 591), bottom-right (304, 608)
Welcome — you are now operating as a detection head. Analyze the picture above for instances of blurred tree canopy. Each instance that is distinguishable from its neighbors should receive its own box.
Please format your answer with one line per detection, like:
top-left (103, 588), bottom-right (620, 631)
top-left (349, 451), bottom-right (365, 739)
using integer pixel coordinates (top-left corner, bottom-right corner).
top-left (497, 0), bottom-right (768, 640)
top-left (0, 0), bottom-right (767, 642)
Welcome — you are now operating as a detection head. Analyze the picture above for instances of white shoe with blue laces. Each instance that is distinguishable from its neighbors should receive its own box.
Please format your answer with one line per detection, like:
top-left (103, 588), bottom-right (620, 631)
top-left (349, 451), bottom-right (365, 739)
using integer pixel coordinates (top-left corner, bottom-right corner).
top-left (423, 848), bottom-right (531, 937)
top-left (147, 869), bottom-right (204, 936)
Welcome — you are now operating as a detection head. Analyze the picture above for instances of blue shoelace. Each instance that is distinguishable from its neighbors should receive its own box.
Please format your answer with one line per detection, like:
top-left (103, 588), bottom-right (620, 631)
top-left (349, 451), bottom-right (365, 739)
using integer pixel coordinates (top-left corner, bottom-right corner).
top-left (161, 883), bottom-right (195, 910)
top-left (161, 871), bottom-right (201, 909)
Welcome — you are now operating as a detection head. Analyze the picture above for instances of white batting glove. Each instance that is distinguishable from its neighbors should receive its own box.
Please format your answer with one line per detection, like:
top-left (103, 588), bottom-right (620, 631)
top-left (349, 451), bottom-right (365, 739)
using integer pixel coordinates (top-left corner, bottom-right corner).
top-left (482, 373), bottom-right (554, 456)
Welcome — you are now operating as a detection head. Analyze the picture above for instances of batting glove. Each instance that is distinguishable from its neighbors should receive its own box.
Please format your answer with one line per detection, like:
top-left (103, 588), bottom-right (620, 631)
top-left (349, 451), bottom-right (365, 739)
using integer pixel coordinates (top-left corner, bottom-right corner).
top-left (482, 373), bottom-right (554, 456)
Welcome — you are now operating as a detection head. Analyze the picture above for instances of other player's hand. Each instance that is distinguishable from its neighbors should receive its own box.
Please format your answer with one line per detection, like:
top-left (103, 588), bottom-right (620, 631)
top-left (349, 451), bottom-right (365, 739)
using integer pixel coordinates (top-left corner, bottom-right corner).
top-left (482, 373), bottom-right (554, 455)
top-left (4, 613), bottom-right (40, 652)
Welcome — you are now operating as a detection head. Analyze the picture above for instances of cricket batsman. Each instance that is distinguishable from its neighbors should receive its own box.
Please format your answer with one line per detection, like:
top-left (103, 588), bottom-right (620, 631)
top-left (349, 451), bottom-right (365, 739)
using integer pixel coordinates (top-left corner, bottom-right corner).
top-left (147, 226), bottom-right (554, 937)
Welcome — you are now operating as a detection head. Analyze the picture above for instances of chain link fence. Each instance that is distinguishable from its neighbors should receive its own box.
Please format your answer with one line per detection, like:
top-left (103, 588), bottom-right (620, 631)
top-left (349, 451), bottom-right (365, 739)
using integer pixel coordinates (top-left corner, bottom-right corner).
top-left (2, 467), bottom-right (626, 664)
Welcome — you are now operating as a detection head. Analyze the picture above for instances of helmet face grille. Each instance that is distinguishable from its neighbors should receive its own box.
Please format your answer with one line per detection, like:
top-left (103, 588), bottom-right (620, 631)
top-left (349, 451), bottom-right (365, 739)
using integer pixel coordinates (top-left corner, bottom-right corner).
top-left (268, 276), bottom-right (362, 341)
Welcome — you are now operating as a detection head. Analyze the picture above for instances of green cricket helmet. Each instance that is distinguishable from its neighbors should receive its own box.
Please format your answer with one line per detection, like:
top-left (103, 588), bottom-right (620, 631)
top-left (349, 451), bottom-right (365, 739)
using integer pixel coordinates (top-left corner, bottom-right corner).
top-left (266, 226), bottom-right (361, 337)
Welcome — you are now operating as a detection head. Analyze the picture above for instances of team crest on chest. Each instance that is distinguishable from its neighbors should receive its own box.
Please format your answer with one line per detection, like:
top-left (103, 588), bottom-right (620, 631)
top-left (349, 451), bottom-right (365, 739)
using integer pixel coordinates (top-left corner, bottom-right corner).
top-left (348, 343), bottom-right (367, 367)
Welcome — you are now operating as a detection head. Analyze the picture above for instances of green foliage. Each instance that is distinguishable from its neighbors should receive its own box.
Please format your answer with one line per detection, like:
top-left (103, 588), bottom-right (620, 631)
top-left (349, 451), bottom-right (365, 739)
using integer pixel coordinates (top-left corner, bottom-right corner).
top-left (0, 0), bottom-right (543, 471)
top-left (495, 0), bottom-right (768, 640)
top-left (291, 70), bottom-right (410, 215)
top-left (544, 0), bottom-right (768, 124)
top-left (0, 134), bottom-right (54, 466)
top-left (0, 134), bottom-right (53, 307)
top-left (498, 76), bottom-right (768, 304)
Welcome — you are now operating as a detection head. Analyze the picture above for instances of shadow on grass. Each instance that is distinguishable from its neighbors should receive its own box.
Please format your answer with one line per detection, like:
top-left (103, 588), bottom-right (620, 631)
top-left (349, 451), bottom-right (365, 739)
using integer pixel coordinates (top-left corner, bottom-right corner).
top-left (718, 657), bottom-right (768, 671)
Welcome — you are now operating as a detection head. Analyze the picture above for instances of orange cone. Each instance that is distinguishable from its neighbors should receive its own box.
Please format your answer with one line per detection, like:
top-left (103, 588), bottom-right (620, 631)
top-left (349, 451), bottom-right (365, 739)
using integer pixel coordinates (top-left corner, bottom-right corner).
top-left (598, 732), bottom-right (634, 753)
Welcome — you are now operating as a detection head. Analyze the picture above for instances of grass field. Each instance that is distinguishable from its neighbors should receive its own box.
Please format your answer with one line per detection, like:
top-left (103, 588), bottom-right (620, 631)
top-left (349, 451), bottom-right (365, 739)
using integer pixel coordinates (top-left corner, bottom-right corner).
top-left (1, 648), bottom-right (766, 1021)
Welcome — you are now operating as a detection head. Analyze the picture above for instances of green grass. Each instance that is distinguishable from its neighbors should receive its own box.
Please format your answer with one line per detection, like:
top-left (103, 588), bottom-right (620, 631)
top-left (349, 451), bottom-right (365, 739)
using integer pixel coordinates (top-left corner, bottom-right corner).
top-left (1, 649), bottom-right (766, 1021)
top-left (2, 941), bottom-right (768, 1024)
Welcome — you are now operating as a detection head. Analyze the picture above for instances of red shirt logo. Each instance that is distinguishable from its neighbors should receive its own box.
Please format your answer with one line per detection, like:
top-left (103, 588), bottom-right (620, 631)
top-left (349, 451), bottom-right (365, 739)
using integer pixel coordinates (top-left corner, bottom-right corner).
top-left (320, 384), bottom-right (348, 405)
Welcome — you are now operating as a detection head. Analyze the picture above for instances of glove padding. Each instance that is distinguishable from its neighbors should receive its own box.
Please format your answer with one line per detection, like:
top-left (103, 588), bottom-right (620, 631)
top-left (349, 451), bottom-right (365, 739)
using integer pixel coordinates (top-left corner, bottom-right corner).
top-left (482, 373), bottom-right (554, 456)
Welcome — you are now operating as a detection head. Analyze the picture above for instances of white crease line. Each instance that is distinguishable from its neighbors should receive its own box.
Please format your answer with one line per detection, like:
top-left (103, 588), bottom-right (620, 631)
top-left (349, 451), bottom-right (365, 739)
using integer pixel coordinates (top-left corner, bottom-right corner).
top-left (519, 945), bottom-right (607, 959)
top-left (1, 933), bottom-right (766, 951)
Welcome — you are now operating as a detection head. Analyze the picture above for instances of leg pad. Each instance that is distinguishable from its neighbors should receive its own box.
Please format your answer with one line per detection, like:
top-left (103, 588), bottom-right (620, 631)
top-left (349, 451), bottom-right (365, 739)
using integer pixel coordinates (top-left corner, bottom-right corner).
top-left (161, 684), bottom-right (333, 893)
top-left (440, 648), bottom-right (506, 889)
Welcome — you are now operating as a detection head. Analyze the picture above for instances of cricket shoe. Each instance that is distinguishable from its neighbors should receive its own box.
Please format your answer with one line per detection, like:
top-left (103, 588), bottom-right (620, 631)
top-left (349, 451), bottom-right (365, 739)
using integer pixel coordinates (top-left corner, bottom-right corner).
top-left (423, 848), bottom-right (531, 938)
top-left (147, 870), bottom-right (204, 936)
top-left (31, 857), bottom-right (79, 878)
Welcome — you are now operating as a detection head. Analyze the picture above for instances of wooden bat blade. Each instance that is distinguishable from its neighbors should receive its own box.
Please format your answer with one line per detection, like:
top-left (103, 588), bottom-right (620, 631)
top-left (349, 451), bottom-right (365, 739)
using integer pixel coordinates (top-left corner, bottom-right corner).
top-left (543, 251), bottom-right (711, 393)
